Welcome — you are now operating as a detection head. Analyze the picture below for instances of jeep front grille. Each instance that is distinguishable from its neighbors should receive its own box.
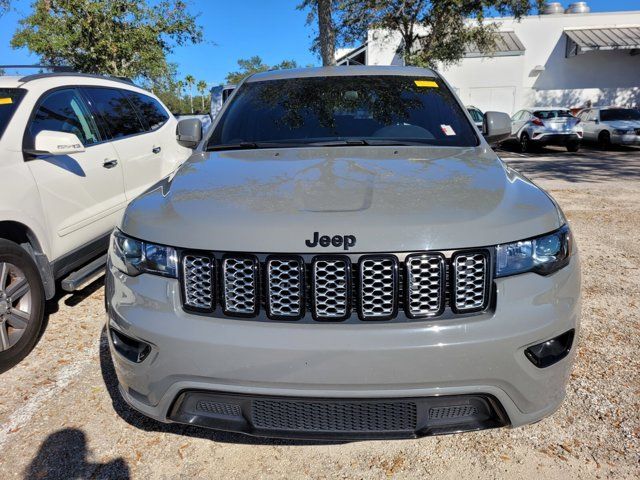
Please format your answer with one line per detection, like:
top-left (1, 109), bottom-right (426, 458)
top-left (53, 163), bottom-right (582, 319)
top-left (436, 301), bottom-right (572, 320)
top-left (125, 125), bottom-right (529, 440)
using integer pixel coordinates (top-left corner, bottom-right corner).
top-left (266, 257), bottom-right (304, 319)
top-left (182, 254), bottom-right (215, 310)
top-left (452, 252), bottom-right (490, 313)
top-left (180, 250), bottom-right (492, 322)
top-left (312, 258), bottom-right (350, 320)
top-left (405, 254), bottom-right (445, 318)
top-left (221, 256), bottom-right (258, 316)
top-left (359, 256), bottom-right (397, 320)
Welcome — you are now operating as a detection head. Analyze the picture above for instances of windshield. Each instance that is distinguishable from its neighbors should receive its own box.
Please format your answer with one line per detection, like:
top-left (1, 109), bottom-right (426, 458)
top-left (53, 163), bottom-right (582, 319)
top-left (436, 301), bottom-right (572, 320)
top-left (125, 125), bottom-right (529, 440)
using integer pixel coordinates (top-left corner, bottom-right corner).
top-left (0, 88), bottom-right (26, 140)
top-left (533, 110), bottom-right (573, 119)
top-left (600, 109), bottom-right (640, 122)
top-left (207, 75), bottom-right (478, 149)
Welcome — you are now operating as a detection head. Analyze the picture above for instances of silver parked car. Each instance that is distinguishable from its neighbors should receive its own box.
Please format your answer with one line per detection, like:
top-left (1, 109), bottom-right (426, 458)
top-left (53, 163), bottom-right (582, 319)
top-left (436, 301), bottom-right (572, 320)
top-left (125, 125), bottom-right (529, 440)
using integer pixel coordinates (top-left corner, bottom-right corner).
top-left (576, 107), bottom-right (640, 147)
top-left (510, 108), bottom-right (582, 153)
top-left (105, 66), bottom-right (580, 441)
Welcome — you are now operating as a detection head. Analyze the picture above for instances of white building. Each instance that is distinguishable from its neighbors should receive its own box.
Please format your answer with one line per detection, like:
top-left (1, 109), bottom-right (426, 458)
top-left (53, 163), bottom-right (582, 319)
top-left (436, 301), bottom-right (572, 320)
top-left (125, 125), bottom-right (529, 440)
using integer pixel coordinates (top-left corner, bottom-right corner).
top-left (336, 3), bottom-right (640, 115)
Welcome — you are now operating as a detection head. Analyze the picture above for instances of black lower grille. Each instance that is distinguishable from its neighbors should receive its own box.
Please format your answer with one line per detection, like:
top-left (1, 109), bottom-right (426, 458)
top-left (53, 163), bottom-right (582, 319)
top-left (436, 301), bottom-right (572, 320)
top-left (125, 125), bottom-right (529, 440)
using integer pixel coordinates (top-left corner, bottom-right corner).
top-left (252, 399), bottom-right (417, 432)
top-left (169, 391), bottom-right (509, 440)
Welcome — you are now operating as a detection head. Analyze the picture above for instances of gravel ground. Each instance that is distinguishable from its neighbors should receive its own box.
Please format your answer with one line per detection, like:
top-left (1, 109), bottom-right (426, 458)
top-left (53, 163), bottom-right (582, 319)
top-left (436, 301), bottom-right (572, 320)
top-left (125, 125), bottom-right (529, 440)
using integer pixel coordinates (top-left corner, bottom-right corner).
top-left (1, 145), bottom-right (639, 479)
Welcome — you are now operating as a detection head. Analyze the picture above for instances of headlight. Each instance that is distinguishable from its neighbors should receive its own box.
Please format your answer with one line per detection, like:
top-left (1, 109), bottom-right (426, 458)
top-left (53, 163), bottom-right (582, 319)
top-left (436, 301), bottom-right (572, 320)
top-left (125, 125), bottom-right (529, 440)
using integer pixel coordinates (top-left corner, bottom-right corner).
top-left (495, 225), bottom-right (572, 278)
top-left (110, 229), bottom-right (178, 278)
top-left (613, 128), bottom-right (632, 135)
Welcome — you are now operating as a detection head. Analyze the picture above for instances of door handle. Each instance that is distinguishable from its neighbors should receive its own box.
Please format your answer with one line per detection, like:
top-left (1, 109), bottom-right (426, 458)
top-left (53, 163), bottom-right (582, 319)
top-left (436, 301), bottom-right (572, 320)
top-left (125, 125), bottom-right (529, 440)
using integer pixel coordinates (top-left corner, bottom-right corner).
top-left (103, 158), bottom-right (118, 169)
top-left (152, 146), bottom-right (161, 154)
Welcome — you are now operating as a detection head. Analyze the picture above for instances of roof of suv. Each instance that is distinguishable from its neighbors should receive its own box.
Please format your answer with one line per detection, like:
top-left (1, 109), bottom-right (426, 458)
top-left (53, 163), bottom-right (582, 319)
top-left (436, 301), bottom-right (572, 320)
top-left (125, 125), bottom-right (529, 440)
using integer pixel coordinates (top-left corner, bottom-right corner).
top-left (246, 65), bottom-right (439, 83)
top-left (0, 72), bottom-right (138, 89)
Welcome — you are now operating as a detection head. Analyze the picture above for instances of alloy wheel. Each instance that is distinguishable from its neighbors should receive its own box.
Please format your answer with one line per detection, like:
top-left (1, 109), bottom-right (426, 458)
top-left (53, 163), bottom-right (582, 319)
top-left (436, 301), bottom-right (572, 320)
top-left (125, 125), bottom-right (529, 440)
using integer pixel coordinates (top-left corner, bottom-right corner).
top-left (0, 262), bottom-right (32, 351)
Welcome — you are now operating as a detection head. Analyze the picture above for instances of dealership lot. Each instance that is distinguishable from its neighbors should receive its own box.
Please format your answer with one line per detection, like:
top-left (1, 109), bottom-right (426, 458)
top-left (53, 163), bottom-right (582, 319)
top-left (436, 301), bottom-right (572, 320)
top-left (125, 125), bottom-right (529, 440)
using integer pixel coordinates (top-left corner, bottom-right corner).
top-left (0, 145), bottom-right (638, 480)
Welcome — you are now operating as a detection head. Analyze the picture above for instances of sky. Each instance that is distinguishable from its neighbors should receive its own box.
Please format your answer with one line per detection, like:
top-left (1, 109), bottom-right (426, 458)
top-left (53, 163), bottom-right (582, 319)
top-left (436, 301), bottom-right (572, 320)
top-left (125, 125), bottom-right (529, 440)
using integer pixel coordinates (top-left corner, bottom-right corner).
top-left (1, 0), bottom-right (639, 86)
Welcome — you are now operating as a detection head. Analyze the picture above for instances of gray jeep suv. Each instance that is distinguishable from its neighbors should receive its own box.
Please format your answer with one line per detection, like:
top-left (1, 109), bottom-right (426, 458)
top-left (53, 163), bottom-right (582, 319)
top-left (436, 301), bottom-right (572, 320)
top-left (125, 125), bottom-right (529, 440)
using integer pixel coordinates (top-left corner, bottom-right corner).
top-left (105, 66), bottom-right (580, 440)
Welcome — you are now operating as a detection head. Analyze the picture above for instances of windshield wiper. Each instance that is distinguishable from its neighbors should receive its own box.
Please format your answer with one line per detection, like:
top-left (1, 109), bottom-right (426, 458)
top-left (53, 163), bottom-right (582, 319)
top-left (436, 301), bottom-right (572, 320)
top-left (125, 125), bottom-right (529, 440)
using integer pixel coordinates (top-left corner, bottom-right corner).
top-left (207, 141), bottom-right (305, 151)
top-left (306, 139), bottom-right (431, 147)
top-left (306, 139), bottom-right (370, 146)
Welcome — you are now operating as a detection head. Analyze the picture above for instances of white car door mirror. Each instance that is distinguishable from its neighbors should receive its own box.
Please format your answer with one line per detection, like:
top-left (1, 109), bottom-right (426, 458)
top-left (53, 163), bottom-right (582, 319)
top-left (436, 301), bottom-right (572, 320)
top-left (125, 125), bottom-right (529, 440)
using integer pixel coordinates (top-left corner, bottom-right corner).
top-left (28, 130), bottom-right (86, 156)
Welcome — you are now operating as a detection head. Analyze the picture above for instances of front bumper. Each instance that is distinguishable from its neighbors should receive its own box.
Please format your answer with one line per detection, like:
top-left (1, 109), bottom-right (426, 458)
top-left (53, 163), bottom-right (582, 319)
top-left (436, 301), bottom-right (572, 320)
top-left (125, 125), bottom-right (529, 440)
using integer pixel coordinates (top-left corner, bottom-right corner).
top-left (611, 132), bottom-right (640, 145)
top-left (106, 253), bottom-right (581, 439)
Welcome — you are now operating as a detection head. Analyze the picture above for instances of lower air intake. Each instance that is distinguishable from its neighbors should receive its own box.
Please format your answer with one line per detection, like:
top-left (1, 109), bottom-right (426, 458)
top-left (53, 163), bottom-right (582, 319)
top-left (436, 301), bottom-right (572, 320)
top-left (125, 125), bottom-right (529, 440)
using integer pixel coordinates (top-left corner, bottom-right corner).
top-left (252, 399), bottom-right (417, 432)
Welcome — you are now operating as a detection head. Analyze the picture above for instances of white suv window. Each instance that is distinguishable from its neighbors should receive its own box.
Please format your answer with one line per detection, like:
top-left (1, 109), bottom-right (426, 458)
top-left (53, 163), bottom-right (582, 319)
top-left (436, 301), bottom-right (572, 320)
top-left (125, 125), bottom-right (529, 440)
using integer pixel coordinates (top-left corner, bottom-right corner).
top-left (125, 92), bottom-right (170, 131)
top-left (27, 89), bottom-right (102, 146)
top-left (83, 87), bottom-right (146, 139)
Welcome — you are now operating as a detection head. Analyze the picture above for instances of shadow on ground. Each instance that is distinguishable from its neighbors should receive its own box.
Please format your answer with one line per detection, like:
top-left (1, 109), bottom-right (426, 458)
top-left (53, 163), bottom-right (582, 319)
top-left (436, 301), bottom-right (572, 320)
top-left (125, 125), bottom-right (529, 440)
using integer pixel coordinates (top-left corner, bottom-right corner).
top-left (37, 277), bottom-right (105, 349)
top-left (498, 143), bottom-right (640, 183)
top-left (23, 428), bottom-right (130, 480)
top-left (98, 327), bottom-right (344, 447)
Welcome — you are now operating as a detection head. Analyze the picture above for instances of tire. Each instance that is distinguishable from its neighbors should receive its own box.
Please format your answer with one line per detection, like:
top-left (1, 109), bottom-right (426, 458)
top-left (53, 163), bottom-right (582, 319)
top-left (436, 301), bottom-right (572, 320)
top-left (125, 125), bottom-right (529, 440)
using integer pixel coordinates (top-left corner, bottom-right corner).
top-left (598, 131), bottom-right (611, 149)
top-left (0, 239), bottom-right (45, 374)
top-left (520, 133), bottom-right (531, 153)
top-left (567, 141), bottom-right (580, 152)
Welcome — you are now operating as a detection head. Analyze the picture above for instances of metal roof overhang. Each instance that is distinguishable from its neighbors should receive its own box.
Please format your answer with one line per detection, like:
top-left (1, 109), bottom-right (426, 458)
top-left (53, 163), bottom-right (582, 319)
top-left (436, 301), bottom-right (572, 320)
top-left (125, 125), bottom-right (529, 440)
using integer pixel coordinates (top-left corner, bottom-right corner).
top-left (565, 26), bottom-right (640, 57)
top-left (464, 31), bottom-right (525, 58)
top-left (336, 43), bottom-right (368, 66)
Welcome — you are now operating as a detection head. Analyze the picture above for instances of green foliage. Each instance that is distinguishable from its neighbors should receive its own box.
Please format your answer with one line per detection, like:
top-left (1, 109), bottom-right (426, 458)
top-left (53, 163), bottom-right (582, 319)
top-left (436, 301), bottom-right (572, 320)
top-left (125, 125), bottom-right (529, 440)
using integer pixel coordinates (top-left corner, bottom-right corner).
top-left (315, 0), bottom-right (544, 67)
top-left (225, 56), bottom-right (300, 85)
top-left (11, 0), bottom-right (203, 80)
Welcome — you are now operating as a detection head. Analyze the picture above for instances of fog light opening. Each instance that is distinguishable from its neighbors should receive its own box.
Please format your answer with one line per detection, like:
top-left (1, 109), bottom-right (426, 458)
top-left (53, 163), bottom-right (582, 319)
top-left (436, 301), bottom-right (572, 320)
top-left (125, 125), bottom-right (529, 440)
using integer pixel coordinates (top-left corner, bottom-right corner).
top-left (525, 329), bottom-right (575, 368)
top-left (110, 328), bottom-right (151, 363)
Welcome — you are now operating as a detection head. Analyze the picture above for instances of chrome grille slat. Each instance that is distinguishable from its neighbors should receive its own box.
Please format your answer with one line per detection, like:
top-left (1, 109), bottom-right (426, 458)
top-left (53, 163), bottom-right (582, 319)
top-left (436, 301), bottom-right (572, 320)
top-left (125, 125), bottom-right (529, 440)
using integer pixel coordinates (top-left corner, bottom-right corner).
top-left (406, 254), bottom-right (444, 318)
top-left (452, 252), bottom-right (489, 312)
top-left (182, 255), bottom-right (214, 310)
top-left (359, 256), bottom-right (397, 319)
top-left (312, 258), bottom-right (349, 320)
top-left (222, 256), bottom-right (258, 315)
top-left (267, 257), bottom-right (304, 318)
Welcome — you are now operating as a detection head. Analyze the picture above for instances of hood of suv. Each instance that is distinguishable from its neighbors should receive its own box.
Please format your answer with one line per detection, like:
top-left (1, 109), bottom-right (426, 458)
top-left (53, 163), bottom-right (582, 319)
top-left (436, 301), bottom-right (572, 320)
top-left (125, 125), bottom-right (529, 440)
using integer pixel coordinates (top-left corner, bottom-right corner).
top-left (121, 146), bottom-right (561, 252)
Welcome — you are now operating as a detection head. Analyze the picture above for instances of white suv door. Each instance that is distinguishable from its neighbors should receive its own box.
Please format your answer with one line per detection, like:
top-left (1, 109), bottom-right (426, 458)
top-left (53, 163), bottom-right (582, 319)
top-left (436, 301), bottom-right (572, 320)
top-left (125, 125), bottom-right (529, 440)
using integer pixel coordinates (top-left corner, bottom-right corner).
top-left (82, 87), bottom-right (177, 200)
top-left (24, 88), bottom-right (127, 259)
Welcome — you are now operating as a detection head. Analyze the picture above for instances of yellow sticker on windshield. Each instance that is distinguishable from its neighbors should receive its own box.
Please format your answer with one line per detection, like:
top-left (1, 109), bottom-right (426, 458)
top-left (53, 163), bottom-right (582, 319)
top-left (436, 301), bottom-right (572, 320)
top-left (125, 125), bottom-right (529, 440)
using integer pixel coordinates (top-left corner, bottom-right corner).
top-left (414, 80), bottom-right (438, 88)
top-left (0, 98), bottom-right (13, 105)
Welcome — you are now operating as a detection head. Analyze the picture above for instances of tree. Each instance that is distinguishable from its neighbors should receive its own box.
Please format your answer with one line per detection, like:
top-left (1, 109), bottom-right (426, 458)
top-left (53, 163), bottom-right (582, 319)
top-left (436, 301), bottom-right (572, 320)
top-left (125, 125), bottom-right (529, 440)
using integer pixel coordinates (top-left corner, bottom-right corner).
top-left (225, 56), bottom-right (299, 85)
top-left (184, 74), bottom-right (195, 113)
top-left (197, 80), bottom-right (208, 111)
top-left (11, 0), bottom-right (203, 81)
top-left (298, 0), bottom-right (336, 66)
top-left (334, 0), bottom-right (543, 67)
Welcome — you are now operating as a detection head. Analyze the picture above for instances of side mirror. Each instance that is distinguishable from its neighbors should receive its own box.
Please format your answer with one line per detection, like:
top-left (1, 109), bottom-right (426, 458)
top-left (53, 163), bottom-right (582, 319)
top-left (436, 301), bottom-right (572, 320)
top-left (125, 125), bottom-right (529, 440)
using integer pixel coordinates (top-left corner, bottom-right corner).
top-left (594, 119), bottom-right (599, 124)
top-left (27, 130), bottom-right (85, 156)
top-left (176, 118), bottom-right (202, 148)
top-left (483, 111), bottom-right (512, 145)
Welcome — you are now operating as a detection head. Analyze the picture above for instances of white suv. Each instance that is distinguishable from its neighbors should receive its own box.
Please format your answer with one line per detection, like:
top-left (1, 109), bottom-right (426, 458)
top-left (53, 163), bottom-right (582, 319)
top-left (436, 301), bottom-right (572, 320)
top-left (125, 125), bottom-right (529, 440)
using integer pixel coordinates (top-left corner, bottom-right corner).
top-left (0, 71), bottom-right (192, 372)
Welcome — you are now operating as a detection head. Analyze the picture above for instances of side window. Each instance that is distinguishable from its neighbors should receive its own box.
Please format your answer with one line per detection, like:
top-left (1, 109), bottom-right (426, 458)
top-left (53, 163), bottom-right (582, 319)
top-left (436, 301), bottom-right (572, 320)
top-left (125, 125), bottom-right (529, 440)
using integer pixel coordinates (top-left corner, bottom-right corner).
top-left (470, 109), bottom-right (483, 123)
top-left (511, 111), bottom-right (522, 121)
top-left (27, 89), bottom-right (101, 147)
top-left (125, 92), bottom-right (170, 131)
top-left (83, 87), bottom-right (145, 139)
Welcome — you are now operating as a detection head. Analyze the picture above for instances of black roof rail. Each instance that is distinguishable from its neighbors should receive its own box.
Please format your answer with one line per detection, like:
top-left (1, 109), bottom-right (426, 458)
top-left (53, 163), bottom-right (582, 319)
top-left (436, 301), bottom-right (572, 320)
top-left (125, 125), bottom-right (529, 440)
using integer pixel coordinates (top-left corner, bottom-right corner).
top-left (0, 64), bottom-right (75, 73)
top-left (17, 71), bottom-right (137, 86)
